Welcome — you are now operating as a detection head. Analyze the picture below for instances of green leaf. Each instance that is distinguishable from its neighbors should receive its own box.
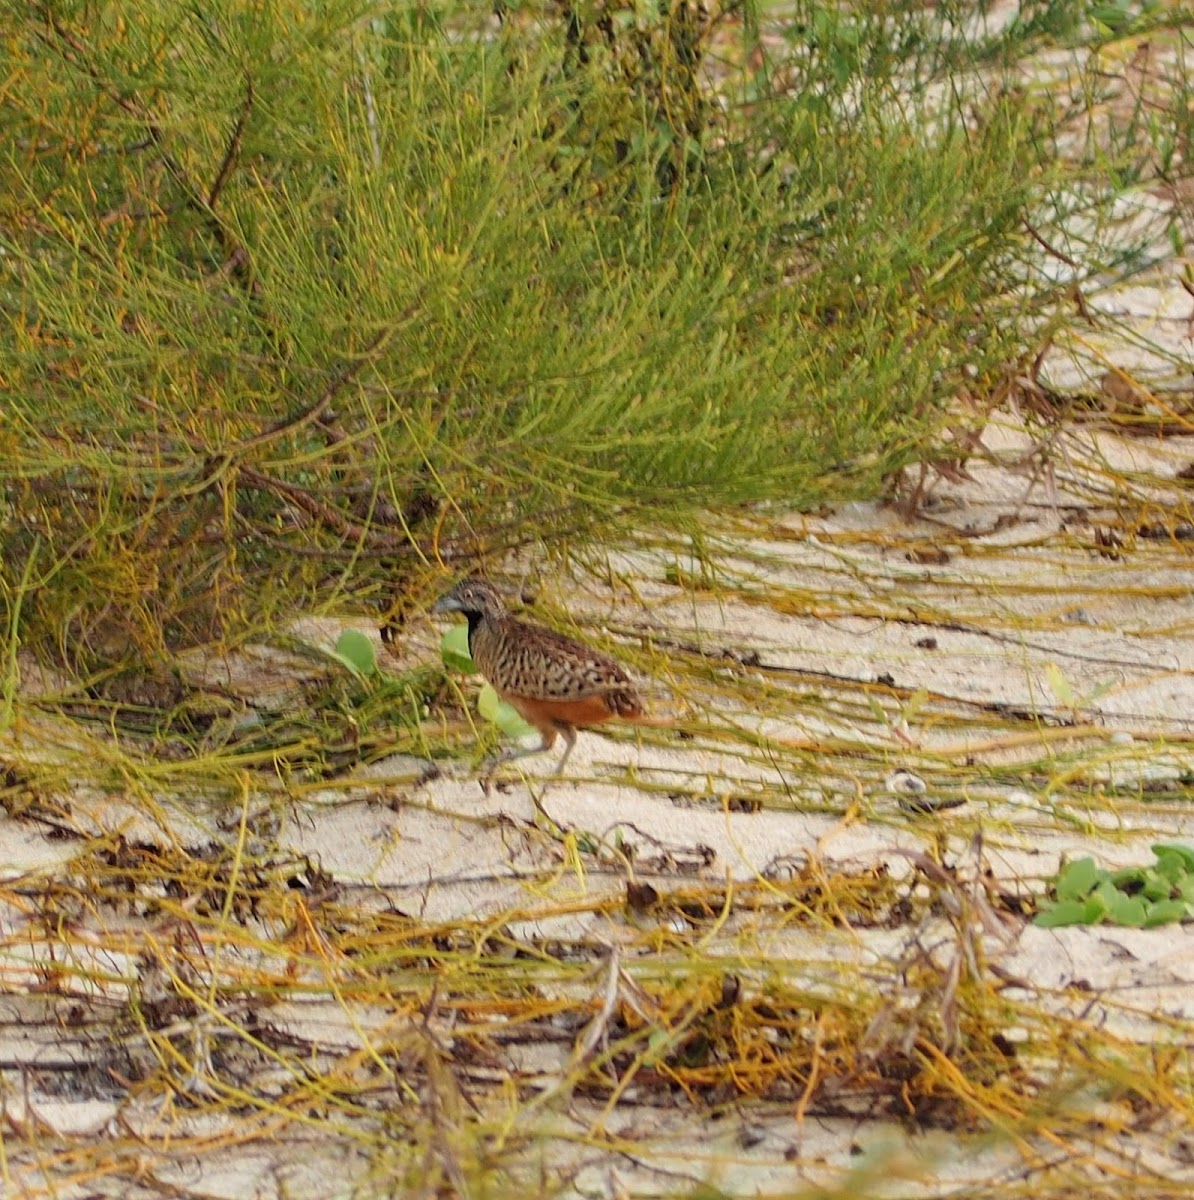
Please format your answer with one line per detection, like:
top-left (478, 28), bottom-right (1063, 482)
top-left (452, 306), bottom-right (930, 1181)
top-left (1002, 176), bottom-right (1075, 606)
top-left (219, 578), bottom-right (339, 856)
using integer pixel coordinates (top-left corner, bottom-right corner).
top-left (1140, 870), bottom-right (1173, 903)
top-left (1152, 843), bottom-right (1194, 873)
top-left (1089, 2), bottom-right (1133, 31)
top-left (333, 629), bottom-right (377, 677)
top-left (1034, 899), bottom-right (1099, 928)
top-left (1150, 852), bottom-right (1186, 884)
top-left (440, 625), bottom-right (476, 674)
top-left (1055, 857), bottom-right (1103, 902)
top-left (478, 683), bottom-right (537, 739)
top-left (1106, 892), bottom-right (1146, 928)
top-left (1143, 899), bottom-right (1188, 928)
top-left (1090, 880), bottom-right (1119, 919)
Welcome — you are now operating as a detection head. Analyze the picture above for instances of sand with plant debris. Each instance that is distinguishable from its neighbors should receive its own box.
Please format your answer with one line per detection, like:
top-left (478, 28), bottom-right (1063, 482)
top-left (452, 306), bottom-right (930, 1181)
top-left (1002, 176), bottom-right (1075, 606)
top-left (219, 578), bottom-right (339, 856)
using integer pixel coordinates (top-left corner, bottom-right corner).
top-left (1, 402), bottom-right (1193, 1198)
top-left (5, 14), bottom-right (1194, 1192)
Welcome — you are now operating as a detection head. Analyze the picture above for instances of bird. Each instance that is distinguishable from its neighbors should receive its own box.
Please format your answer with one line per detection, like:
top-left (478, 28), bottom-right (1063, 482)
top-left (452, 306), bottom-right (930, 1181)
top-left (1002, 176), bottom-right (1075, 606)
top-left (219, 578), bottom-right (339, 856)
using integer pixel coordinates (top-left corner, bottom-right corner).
top-left (432, 578), bottom-right (643, 778)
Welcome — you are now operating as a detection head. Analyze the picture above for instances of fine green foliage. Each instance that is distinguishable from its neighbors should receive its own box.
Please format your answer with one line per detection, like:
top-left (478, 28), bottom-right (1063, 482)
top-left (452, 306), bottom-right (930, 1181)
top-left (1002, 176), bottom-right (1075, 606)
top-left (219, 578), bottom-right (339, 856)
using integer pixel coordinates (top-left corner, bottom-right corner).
top-left (1036, 845), bottom-right (1194, 928)
top-left (2, 0), bottom-right (1074, 676)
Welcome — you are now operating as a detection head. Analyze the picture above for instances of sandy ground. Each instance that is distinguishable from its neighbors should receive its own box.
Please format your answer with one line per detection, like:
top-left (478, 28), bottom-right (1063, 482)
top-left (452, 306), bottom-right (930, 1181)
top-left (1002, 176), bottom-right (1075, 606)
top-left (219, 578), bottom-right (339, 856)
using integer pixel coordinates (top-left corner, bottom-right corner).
top-left (0, 406), bottom-right (1191, 1197)
top-left (4, 10), bottom-right (1194, 1195)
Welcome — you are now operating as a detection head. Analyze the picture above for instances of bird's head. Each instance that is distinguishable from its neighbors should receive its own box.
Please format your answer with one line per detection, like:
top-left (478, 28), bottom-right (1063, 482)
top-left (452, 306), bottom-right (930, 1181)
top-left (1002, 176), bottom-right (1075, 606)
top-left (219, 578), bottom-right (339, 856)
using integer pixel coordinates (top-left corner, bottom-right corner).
top-left (431, 578), bottom-right (508, 623)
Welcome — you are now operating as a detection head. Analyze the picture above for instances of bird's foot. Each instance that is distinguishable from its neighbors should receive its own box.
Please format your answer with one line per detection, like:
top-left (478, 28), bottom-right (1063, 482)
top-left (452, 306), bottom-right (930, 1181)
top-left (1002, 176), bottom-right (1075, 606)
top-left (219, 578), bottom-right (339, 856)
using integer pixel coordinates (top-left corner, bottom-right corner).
top-left (479, 752), bottom-right (514, 795)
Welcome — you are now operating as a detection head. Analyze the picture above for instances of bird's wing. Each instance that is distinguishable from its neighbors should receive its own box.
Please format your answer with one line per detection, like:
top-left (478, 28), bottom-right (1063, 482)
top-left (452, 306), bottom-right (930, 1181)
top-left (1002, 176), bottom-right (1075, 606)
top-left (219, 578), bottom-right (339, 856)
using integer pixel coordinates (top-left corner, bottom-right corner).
top-left (512, 622), bottom-right (637, 701)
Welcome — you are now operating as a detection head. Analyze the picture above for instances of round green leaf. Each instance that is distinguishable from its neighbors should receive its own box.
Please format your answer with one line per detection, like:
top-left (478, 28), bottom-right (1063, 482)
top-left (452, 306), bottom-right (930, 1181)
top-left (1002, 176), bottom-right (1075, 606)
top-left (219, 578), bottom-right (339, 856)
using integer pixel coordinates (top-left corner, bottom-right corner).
top-left (333, 629), bottom-right (377, 676)
top-left (1106, 893), bottom-right (1146, 928)
top-left (1141, 870), bottom-right (1172, 903)
top-left (477, 682), bottom-right (501, 722)
top-left (1152, 852), bottom-right (1187, 884)
top-left (440, 624), bottom-right (476, 674)
top-left (1055, 857), bottom-right (1103, 902)
top-left (1143, 899), bottom-right (1188, 928)
top-left (1152, 843), bottom-right (1194, 873)
top-left (477, 683), bottom-right (536, 739)
top-left (1034, 900), bottom-right (1097, 928)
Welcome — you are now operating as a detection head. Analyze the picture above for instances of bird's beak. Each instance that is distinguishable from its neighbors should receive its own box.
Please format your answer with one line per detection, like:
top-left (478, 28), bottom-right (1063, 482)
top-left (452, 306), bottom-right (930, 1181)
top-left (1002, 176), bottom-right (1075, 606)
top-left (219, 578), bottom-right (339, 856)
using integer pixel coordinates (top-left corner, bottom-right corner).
top-left (431, 594), bottom-right (462, 616)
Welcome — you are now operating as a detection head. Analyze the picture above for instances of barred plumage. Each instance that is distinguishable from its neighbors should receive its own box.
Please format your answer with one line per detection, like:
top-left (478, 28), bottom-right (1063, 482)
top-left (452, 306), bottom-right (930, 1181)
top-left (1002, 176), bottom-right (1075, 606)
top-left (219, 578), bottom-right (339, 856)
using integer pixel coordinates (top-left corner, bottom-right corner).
top-left (433, 579), bottom-right (642, 775)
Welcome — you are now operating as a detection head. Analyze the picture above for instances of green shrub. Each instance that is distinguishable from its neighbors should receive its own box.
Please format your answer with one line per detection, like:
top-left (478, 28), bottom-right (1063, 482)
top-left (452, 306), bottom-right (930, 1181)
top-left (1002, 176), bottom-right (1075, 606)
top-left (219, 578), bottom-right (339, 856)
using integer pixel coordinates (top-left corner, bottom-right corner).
top-left (0, 1), bottom-right (1068, 670)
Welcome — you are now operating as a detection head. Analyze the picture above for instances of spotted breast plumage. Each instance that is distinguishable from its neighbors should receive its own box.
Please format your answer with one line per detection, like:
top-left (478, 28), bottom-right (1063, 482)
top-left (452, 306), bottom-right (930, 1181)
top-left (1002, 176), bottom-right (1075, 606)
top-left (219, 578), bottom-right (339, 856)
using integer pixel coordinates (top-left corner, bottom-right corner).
top-left (432, 578), bottom-right (642, 775)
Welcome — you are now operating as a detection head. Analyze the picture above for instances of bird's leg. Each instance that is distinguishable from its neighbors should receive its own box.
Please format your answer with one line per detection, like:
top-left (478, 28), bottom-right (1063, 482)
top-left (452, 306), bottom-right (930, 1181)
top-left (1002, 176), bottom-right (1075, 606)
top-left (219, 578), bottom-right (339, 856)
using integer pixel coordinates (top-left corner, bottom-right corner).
top-left (523, 720), bottom-right (578, 825)
top-left (531, 725), bottom-right (577, 831)
top-left (553, 724), bottom-right (578, 776)
top-left (495, 735), bottom-right (557, 766)
top-left (481, 726), bottom-right (558, 792)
